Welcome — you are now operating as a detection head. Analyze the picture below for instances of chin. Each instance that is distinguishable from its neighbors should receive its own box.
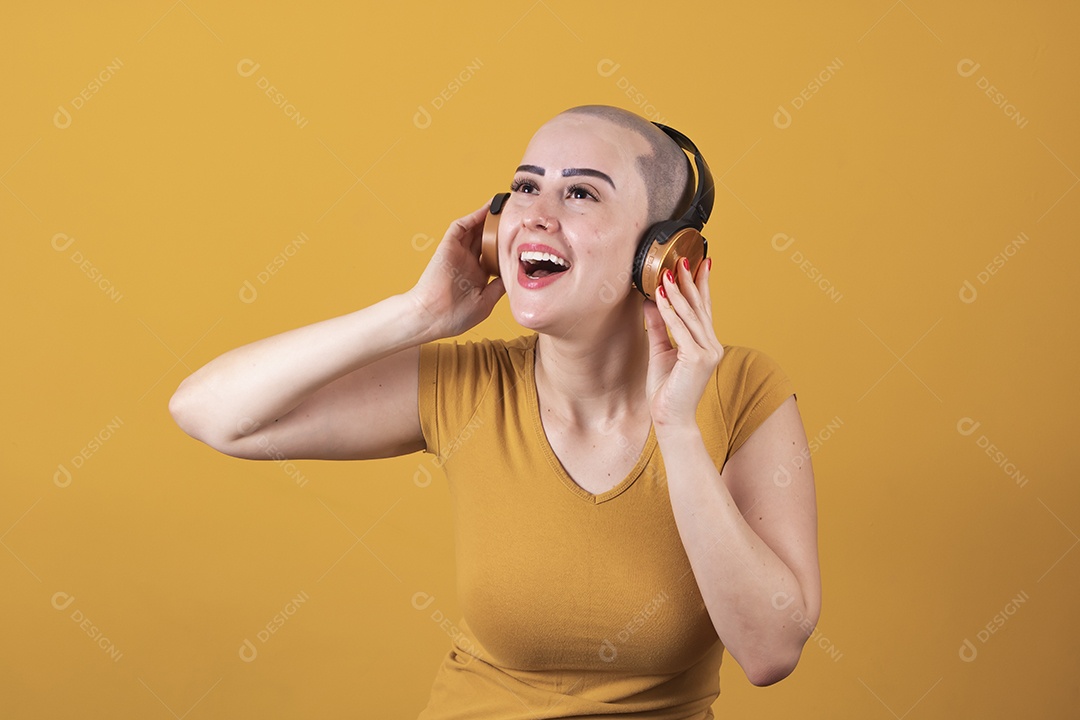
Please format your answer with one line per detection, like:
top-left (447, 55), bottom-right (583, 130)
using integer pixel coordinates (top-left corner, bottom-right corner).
top-left (509, 303), bottom-right (554, 333)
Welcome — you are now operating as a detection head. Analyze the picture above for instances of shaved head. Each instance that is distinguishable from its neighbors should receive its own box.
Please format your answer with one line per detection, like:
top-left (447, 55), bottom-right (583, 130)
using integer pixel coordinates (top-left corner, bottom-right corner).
top-left (557, 104), bottom-right (694, 227)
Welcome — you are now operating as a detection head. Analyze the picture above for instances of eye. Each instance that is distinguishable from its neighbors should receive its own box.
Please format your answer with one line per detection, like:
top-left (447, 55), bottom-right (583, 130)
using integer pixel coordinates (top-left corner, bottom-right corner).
top-left (510, 177), bottom-right (538, 194)
top-left (568, 184), bottom-right (597, 201)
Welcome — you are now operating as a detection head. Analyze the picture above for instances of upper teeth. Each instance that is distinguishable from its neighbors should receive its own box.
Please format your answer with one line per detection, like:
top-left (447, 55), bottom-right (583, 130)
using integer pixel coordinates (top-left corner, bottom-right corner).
top-left (520, 250), bottom-right (569, 267)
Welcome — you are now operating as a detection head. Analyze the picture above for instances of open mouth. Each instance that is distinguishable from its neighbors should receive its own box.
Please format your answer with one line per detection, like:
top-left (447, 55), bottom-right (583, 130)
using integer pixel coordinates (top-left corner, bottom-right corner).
top-left (520, 250), bottom-right (571, 279)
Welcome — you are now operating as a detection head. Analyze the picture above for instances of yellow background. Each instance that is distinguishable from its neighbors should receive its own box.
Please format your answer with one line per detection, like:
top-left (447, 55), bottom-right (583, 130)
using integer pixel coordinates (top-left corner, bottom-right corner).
top-left (3, 1), bottom-right (1078, 717)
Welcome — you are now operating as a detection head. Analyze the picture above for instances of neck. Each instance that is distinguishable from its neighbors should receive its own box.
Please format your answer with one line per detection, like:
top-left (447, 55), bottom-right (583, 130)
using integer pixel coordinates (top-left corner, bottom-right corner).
top-left (533, 302), bottom-right (651, 428)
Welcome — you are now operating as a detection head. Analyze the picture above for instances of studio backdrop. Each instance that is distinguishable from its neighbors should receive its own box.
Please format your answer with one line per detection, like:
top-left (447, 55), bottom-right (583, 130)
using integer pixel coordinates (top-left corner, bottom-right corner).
top-left (2, 1), bottom-right (1078, 717)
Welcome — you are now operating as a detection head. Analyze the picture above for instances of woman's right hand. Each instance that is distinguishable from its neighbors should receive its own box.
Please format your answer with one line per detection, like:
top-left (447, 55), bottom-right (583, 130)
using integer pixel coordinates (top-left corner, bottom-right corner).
top-left (406, 201), bottom-right (506, 340)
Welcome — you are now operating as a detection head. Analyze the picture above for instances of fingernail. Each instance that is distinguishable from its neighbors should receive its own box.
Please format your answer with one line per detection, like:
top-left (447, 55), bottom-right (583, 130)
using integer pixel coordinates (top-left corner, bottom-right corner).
top-left (682, 257), bottom-right (690, 271)
top-left (657, 284), bottom-right (667, 299)
top-left (706, 257), bottom-right (712, 272)
top-left (664, 269), bottom-right (674, 284)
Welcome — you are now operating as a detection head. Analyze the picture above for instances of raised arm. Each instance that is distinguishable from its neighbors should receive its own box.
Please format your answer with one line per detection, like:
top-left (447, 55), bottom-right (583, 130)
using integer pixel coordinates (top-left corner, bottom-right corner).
top-left (644, 255), bottom-right (821, 687)
top-left (168, 201), bottom-right (505, 461)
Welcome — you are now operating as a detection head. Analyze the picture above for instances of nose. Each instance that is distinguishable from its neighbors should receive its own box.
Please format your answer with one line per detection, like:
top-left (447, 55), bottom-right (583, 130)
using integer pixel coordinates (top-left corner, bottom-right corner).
top-left (521, 192), bottom-right (560, 233)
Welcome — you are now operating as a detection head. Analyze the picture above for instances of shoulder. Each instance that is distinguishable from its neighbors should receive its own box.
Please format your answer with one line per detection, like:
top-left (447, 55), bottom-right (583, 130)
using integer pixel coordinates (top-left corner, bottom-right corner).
top-left (417, 334), bottom-right (536, 452)
top-left (717, 343), bottom-right (788, 378)
top-left (712, 343), bottom-right (798, 459)
top-left (421, 332), bottom-right (535, 363)
top-left (714, 344), bottom-right (794, 406)
top-left (420, 333), bottom-right (536, 385)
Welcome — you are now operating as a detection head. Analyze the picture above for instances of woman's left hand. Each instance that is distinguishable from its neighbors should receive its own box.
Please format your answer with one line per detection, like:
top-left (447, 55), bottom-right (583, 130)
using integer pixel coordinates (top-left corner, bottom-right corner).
top-left (643, 257), bottom-right (724, 432)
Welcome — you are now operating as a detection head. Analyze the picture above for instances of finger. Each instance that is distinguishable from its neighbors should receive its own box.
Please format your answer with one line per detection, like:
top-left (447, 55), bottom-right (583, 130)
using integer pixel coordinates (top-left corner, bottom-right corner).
top-left (643, 299), bottom-right (673, 355)
top-left (662, 270), bottom-right (712, 350)
top-left (687, 260), bottom-right (724, 357)
top-left (676, 259), bottom-right (719, 350)
top-left (479, 275), bottom-right (505, 307)
top-left (655, 275), bottom-right (700, 351)
top-left (445, 203), bottom-right (490, 249)
top-left (691, 258), bottom-right (722, 353)
top-left (676, 257), bottom-right (707, 319)
top-left (696, 258), bottom-right (712, 318)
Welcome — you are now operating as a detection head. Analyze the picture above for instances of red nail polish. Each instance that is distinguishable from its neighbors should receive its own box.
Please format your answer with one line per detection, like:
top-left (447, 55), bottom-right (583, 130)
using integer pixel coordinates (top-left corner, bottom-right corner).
top-left (657, 284), bottom-right (667, 299)
top-left (664, 269), bottom-right (674, 284)
top-left (682, 257), bottom-right (690, 271)
top-left (706, 257), bottom-right (712, 272)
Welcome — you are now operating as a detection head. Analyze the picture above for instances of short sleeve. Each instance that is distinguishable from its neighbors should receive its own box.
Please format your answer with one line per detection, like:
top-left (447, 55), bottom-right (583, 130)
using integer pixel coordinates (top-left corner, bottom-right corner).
top-left (417, 340), bottom-right (497, 458)
top-left (716, 345), bottom-right (798, 459)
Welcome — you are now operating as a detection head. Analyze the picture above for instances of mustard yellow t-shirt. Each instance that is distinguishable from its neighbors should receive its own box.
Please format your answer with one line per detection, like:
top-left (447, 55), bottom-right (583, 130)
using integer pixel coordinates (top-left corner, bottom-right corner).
top-left (415, 333), bottom-right (796, 720)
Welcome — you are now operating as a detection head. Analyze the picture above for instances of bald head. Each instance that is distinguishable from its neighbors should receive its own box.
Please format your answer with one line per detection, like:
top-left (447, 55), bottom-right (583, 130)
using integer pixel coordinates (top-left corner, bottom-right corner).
top-left (557, 105), bottom-right (694, 228)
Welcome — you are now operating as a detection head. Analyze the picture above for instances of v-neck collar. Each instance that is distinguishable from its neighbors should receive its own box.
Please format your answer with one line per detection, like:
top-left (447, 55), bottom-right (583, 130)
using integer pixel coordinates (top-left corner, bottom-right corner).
top-left (522, 334), bottom-right (657, 505)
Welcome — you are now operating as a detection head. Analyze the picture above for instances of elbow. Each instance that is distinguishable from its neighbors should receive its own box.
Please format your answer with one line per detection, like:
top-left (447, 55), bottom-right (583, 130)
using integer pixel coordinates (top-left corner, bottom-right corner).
top-left (169, 379), bottom-right (228, 448)
top-left (169, 379), bottom-right (204, 438)
top-left (746, 653), bottom-right (800, 687)
top-left (169, 380), bottom-right (266, 459)
top-left (744, 632), bottom-right (810, 687)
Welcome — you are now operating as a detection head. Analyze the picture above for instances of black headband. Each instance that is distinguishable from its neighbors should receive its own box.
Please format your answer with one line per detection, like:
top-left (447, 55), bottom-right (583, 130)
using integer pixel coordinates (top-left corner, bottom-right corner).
top-left (651, 122), bottom-right (715, 229)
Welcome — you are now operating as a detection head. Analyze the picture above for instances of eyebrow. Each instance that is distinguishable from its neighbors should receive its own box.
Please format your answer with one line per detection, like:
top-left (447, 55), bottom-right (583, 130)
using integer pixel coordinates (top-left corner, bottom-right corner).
top-left (515, 164), bottom-right (616, 190)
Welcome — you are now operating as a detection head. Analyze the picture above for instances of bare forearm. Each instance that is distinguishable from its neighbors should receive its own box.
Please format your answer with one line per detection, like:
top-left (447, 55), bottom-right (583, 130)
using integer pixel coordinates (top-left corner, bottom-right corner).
top-left (169, 293), bottom-right (432, 443)
top-left (657, 426), bottom-right (811, 683)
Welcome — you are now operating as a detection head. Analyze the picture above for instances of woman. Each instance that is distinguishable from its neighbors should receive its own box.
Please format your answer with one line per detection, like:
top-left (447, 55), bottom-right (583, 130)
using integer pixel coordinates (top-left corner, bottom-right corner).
top-left (170, 104), bottom-right (821, 718)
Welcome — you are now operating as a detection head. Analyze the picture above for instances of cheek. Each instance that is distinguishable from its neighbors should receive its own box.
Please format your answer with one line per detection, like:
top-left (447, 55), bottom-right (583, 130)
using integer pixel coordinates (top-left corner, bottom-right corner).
top-left (591, 220), bottom-right (645, 263)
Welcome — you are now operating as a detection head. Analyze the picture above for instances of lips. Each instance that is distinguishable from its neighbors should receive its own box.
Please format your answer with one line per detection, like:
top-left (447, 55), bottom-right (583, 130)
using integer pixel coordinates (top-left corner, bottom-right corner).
top-left (516, 243), bottom-right (571, 290)
top-left (520, 250), bottom-right (569, 278)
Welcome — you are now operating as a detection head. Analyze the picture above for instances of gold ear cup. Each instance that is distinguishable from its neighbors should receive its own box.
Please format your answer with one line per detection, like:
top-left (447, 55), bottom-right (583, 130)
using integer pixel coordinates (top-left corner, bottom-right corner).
top-left (480, 208), bottom-right (501, 277)
top-left (640, 227), bottom-right (706, 301)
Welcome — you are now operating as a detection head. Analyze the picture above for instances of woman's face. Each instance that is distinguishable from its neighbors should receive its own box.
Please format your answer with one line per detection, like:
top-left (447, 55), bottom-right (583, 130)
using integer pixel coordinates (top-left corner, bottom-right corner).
top-left (498, 113), bottom-right (651, 333)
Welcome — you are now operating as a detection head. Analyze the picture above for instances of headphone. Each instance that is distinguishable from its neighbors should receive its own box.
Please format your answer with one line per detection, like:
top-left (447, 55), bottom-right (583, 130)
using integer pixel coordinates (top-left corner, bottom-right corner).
top-left (479, 121), bottom-right (714, 301)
